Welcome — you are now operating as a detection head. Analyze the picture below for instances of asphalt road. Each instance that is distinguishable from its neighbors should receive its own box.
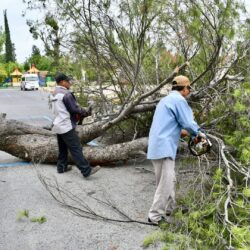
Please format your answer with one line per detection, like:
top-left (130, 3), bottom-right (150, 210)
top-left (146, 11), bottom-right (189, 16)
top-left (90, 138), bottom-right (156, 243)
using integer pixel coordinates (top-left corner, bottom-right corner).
top-left (0, 88), bottom-right (160, 250)
top-left (0, 88), bottom-right (54, 127)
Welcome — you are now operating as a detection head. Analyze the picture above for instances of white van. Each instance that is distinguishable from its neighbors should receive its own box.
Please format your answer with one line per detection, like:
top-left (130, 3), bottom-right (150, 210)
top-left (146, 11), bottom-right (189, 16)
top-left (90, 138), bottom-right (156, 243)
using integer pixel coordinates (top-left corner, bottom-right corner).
top-left (21, 74), bottom-right (39, 91)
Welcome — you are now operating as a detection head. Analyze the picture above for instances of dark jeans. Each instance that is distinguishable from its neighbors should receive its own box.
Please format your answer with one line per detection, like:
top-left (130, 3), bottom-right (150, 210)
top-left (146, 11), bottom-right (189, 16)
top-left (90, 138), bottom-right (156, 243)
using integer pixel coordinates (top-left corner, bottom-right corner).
top-left (56, 129), bottom-right (91, 177)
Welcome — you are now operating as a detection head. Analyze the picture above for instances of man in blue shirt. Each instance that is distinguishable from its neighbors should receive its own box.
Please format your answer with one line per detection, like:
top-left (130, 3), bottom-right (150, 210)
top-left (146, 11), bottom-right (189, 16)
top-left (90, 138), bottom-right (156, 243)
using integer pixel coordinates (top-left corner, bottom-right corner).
top-left (147, 75), bottom-right (205, 225)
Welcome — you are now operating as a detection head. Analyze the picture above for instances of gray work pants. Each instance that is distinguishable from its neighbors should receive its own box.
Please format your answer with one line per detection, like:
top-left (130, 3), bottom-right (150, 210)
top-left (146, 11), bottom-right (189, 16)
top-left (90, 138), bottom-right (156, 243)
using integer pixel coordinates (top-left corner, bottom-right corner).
top-left (148, 158), bottom-right (176, 222)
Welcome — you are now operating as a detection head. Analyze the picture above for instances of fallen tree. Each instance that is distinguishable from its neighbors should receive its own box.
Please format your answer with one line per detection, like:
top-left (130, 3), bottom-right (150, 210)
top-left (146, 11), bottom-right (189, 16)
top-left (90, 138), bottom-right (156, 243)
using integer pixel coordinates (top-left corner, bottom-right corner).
top-left (0, 63), bottom-right (186, 165)
top-left (0, 55), bottom-right (246, 165)
top-left (11, 1), bottom-right (249, 248)
top-left (0, 115), bottom-right (149, 165)
top-left (19, 0), bottom-right (249, 169)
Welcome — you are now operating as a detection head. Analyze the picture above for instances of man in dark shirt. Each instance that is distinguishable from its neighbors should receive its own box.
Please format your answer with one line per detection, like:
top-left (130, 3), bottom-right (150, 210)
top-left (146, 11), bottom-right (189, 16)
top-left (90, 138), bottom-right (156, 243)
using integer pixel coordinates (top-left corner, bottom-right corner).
top-left (51, 73), bottom-right (100, 177)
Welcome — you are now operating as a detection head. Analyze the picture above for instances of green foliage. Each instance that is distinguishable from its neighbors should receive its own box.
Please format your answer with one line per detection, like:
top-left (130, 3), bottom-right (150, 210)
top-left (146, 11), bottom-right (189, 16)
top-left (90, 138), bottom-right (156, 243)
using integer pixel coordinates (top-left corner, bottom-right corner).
top-left (16, 209), bottom-right (29, 220)
top-left (223, 83), bottom-right (250, 165)
top-left (0, 27), bottom-right (5, 61)
top-left (144, 168), bottom-right (250, 249)
top-left (16, 209), bottom-right (47, 224)
top-left (0, 63), bottom-right (7, 82)
top-left (242, 188), bottom-right (250, 198)
top-left (26, 9), bottom-right (62, 67)
top-left (143, 230), bottom-right (166, 248)
top-left (55, 56), bottom-right (86, 79)
top-left (205, 81), bottom-right (250, 165)
top-left (45, 14), bottom-right (59, 31)
top-left (0, 61), bottom-right (24, 82)
top-left (3, 10), bottom-right (15, 62)
top-left (30, 216), bottom-right (47, 224)
top-left (24, 48), bottom-right (54, 72)
top-left (231, 226), bottom-right (250, 248)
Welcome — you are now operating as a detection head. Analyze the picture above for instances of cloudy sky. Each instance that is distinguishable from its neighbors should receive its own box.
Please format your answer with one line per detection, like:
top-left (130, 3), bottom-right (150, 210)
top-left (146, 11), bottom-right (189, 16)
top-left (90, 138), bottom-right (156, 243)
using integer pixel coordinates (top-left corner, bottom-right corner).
top-left (0, 0), bottom-right (43, 63)
top-left (0, 0), bottom-right (250, 63)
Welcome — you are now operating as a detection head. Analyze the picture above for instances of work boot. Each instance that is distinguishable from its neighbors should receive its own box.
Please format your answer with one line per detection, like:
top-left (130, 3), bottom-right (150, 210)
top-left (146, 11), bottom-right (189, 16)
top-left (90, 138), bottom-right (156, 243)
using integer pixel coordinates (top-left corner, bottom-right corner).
top-left (85, 165), bottom-right (101, 178)
top-left (148, 216), bottom-right (170, 226)
top-left (57, 165), bottom-right (73, 174)
top-left (165, 210), bottom-right (172, 216)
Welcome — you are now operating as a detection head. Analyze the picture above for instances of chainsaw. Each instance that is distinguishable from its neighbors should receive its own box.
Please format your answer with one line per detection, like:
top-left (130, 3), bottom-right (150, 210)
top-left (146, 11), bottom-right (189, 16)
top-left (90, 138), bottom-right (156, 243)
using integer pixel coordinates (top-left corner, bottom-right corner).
top-left (76, 105), bottom-right (93, 125)
top-left (188, 133), bottom-right (212, 156)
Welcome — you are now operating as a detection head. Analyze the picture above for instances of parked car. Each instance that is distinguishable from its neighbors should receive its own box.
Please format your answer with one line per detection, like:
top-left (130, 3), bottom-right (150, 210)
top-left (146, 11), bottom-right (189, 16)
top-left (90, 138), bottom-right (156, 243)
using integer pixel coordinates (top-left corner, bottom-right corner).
top-left (20, 74), bottom-right (39, 91)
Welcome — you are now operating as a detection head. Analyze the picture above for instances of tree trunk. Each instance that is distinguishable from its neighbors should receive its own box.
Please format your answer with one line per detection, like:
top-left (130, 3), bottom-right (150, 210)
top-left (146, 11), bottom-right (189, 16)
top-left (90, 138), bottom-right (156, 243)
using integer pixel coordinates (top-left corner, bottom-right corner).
top-left (0, 117), bottom-right (148, 165)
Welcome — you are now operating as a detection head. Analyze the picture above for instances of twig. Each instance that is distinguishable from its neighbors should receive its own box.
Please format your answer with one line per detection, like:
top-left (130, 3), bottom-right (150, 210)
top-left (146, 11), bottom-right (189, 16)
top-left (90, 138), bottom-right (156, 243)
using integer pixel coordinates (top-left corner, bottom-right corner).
top-left (35, 168), bottom-right (154, 226)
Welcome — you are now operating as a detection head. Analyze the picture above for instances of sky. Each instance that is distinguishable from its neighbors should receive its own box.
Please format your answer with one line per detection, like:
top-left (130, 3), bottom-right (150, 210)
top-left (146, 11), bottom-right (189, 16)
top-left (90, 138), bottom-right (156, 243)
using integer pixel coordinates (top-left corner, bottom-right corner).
top-left (0, 0), bottom-right (250, 63)
top-left (0, 0), bottom-right (43, 63)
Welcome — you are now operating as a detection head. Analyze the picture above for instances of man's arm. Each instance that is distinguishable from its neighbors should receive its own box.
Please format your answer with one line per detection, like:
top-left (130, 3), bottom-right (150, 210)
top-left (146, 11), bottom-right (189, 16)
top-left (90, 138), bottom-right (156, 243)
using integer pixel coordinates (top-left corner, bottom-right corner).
top-left (175, 99), bottom-right (200, 136)
top-left (63, 93), bottom-right (89, 117)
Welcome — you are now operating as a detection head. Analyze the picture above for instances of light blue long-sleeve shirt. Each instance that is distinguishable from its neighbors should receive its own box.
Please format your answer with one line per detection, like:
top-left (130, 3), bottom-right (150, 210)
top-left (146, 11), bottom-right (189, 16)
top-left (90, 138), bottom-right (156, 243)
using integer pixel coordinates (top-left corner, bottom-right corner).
top-left (147, 90), bottom-right (200, 160)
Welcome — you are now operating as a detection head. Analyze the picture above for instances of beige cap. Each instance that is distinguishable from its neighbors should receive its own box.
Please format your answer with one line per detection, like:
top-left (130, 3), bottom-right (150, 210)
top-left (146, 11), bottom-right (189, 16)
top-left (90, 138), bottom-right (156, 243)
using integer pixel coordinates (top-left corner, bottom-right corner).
top-left (172, 75), bottom-right (191, 87)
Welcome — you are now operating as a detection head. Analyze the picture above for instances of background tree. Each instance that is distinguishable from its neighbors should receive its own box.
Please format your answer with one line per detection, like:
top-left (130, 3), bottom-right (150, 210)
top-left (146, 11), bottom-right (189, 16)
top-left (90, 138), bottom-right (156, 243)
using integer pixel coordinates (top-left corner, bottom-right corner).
top-left (4, 61), bottom-right (24, 76)
top-left (0, 63), bottom-right (7, 83)
top-left (0, 26), bottom-right (5, 63)
top-left (23, 1), bottom-right (69, 68)
top-left (23, 45), bottom-right (54, 72)
top-left (3, 10), bottom-right (15, 63)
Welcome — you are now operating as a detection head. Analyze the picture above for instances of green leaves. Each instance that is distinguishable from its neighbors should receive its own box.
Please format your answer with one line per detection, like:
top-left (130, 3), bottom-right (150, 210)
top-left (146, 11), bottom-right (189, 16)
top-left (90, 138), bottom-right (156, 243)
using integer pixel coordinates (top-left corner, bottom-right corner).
top-left (234, 101), bottom-right (247, 112)
top-left (45, 14), bottom-right (59, 31)
top-left (242, 188), bottom-right (250, 198)
top-left (16, 209), bottom-right (47, 224)
top-left (231, 225), bottom-right (250, 248)
top-left (0, 27), bottom-right (5, 56)
top-left (143, 166), bottom-right (250, 249)
top-left (231, 83), bottom-right (250, 164)
top-left (143, 230), bottom-right (166, 248)
top-left (213, 168), bottom-right (223, 181)
top-left (30, 216), bottom-right (47, 224)
top-left (209, 80), bottom-right (250, 165)
top-left (16, 209), bottom-right (29, 221)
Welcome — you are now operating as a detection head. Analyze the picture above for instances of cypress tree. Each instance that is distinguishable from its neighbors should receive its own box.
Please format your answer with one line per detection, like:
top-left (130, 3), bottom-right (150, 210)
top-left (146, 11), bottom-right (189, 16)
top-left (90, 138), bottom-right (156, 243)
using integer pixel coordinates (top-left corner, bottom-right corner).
top-left (3, 10), bottom-right (15, 62)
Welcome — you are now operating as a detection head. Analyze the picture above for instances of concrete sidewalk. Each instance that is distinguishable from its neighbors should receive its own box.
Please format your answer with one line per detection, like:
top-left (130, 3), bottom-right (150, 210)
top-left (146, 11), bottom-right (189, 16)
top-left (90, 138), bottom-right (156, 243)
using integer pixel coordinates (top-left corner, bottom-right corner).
top-left (0, 153), bottom-right (160, 250)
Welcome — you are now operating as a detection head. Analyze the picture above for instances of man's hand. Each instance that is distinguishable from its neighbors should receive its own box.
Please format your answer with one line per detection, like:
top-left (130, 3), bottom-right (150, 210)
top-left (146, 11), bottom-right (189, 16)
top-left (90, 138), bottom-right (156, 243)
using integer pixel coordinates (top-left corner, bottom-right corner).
top-left (198, 131), bottom-right (206, 139)
top-left (181, 129), bottom-right (189, 137)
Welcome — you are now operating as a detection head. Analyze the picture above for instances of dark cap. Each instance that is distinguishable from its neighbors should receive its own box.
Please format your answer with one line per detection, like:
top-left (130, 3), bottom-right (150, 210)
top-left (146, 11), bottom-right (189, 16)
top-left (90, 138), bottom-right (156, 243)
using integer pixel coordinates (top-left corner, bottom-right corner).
top-left (55, 73), bottom-right (73, 83)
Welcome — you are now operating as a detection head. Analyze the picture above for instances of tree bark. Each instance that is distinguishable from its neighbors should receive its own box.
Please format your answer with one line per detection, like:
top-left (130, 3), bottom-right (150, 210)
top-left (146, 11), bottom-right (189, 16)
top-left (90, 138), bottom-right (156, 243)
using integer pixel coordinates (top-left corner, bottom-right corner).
top-left (0, 117), bottom-right (148, 165)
